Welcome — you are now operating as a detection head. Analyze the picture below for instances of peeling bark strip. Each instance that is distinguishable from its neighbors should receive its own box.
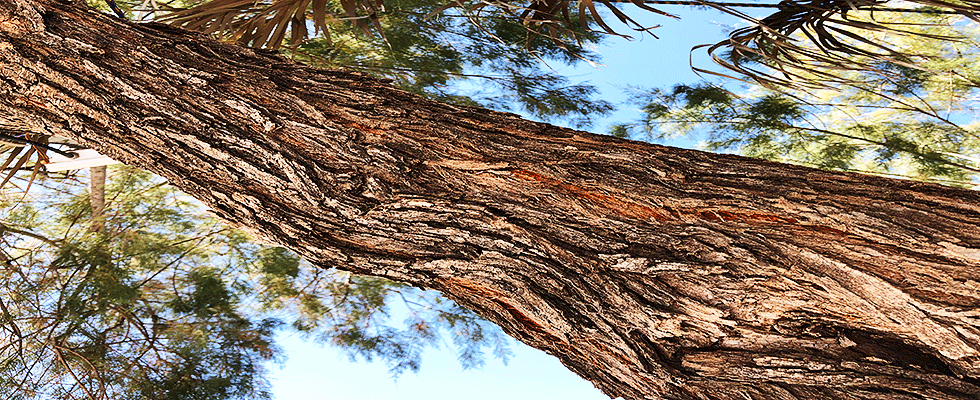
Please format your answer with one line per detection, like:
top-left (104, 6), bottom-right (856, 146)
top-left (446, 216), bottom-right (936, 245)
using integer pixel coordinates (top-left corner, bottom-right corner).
top-left (2, 0), bottom-right (980, 398)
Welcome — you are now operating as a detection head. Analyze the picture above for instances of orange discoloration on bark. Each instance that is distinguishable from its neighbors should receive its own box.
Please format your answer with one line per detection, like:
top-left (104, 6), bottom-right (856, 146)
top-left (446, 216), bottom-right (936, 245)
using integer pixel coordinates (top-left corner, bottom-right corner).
top-left (510, 169), bottom-right (849, 237)
top-left (437, 277), bottom-right (568, 346)
top-left (511, 169), bottom-right (674, 221)
top-left (328, 116), bottom-right (388, 137)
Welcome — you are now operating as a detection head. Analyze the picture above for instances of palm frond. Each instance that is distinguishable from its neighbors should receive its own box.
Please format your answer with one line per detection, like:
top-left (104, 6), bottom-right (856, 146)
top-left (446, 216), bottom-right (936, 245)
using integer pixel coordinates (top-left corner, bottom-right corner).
top-left (160, 0), bottom-right (673, 50)
top-left (161, 0), bottom-right (386, 49)
top-left (0, 146), bottom-right (37, 189)
top-left (702, 0), bottom-right (980, 89)
top-left (159, 0), bottom-right (980, 89)
top-left (0, 131), bottom-right (83, 192)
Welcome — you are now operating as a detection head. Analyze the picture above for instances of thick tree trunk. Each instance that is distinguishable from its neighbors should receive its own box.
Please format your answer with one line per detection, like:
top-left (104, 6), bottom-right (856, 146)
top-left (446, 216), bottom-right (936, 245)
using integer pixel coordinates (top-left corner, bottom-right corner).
top-left (2, 1), bottom-right (980, 398)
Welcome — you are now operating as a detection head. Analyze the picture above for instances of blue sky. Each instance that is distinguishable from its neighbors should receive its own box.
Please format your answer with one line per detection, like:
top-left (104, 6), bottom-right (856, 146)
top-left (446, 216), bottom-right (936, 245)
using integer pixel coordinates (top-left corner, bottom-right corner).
top-left (269, 6), bottom-right (749, 399)
top-left (271, 333), bottom-right (613, 400)
top-left (556, 6), bottom-right (748, 136)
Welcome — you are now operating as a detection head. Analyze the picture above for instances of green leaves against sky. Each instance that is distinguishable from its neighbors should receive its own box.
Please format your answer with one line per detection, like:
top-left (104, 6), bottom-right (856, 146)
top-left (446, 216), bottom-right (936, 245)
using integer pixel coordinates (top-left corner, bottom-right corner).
top-left (615, 11), bottom-right (980, 186)
top-left (96, 0), bottom-right (615, 128)
top-left (0, 168), bottom-right (510, 399)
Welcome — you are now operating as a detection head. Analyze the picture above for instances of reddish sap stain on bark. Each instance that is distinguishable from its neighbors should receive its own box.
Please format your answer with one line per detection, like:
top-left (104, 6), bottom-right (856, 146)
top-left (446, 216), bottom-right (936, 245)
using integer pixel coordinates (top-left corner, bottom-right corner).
top-left (437, 277), bottom-right (569, 346)
top-left (511, 169), bottom-right (673, 221)
top-left (510, 169), bottom-right (848, 236)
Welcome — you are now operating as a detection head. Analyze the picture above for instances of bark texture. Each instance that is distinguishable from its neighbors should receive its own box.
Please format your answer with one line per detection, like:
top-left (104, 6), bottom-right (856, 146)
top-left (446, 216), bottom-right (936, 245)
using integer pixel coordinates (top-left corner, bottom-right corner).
top-left (88, 165), bottom-right (106, 232)
top-left (2, 1), bottom-right (980, 398)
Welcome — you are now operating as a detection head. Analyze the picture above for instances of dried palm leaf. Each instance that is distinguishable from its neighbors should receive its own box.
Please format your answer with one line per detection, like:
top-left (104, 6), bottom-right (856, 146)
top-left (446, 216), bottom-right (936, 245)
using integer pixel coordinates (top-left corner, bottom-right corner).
top-left (162, 0), bottom-right (673, 51)
top-left (700, 0), bottom-right (980, 89)
top-left (0, 146), bottom-right (25, 178)
top-left (162, 0), bottom-right (387, 49)
top-left (0, 131), bottom-right (80, 192)
top-left (161, 0), bottom-right (980, 90)
top-left (0, 146), bottom-right (37, 190)
top-left (517, 0), bottom-right (673, 41)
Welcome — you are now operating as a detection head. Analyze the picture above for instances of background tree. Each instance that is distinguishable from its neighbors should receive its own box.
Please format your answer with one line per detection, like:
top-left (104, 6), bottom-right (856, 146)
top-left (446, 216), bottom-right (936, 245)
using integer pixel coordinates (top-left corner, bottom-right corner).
top-left (137, 0), bottom-right (980, 89)
top-left (614, 9), bottom-right (980, 186)
top-left (0, 167), bottom-right (509, 399)
top-left (104, 0), bottom-right (616, 127)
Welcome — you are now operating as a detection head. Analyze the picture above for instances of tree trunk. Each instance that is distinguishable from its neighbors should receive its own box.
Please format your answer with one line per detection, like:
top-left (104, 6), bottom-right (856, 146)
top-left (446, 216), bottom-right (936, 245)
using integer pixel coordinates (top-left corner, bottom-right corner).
top-left (88, 165), bottom-right (107, 233)
top-left (2, 1), bottom-right (979, 398)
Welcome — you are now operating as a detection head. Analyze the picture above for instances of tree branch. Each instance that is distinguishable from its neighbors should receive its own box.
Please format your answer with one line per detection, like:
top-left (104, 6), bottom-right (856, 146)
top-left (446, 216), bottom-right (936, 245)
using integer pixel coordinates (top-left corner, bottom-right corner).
top-left (1, 1), bottom-right (979, 398)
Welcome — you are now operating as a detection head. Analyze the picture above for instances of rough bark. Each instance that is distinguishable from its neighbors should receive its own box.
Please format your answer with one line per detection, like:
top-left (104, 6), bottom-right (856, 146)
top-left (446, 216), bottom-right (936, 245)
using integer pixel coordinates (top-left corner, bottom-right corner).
top-left (2, 1), bottom-right (980, 398)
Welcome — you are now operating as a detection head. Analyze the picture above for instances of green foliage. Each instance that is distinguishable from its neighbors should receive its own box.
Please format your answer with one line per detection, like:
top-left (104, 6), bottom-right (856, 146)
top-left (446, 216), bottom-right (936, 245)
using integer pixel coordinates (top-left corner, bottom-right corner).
top-left (317, 279), bottom-right (511, 374)
top-left (283, 0), bottom-right (614, 127)
top-left (0, 167), bottom-right (510, 399)
top-left (614, 13), bottom-right (980, 186)
top-left (0, 169), bottom-right (280, 399)
top-left (100, 0), bottom-right (614, 127)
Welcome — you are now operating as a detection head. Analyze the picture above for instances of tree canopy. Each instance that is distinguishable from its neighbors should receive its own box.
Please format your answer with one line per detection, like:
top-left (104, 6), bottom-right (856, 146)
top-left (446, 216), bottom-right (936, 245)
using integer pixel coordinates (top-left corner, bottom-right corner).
top-left (115, 0), bottom-right (980, 89)
top-left (0, 168), bottom-right (509, 399)
top-left (95, 0), bottom-right (617, 127)
top-left (614, 9), bottom-right (980, 186)
top-left (1, 0), bottom-right (980, 398)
